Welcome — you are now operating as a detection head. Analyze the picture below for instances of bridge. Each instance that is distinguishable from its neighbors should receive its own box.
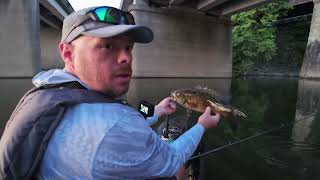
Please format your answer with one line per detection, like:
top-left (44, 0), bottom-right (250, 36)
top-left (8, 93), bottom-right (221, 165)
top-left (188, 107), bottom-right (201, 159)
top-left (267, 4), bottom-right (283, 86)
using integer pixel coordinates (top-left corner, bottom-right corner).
top-left (0, 0), bottom-right (318, 78)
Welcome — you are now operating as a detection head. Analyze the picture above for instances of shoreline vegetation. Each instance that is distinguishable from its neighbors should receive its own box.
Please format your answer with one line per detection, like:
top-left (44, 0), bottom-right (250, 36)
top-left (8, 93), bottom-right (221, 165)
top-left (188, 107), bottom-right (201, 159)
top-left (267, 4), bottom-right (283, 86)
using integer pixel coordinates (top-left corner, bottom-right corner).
top-left (232, 0), bottom-right (311, 77)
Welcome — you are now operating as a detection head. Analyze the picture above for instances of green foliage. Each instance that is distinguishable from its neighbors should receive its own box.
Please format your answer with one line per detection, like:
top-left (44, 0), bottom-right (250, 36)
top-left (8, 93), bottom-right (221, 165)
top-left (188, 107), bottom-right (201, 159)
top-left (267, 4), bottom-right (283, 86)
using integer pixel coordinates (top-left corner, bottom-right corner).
top-left (232, 0), bottom-right (291, 76)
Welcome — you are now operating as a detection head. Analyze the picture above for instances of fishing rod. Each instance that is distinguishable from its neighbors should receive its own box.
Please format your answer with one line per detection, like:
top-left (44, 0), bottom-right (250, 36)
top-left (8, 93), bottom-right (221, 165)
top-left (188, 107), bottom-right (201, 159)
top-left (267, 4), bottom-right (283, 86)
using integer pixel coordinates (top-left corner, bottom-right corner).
top-left (188, 113), bottom-right (316, 160)
top-left (164, 115), bottom-right (170, 138)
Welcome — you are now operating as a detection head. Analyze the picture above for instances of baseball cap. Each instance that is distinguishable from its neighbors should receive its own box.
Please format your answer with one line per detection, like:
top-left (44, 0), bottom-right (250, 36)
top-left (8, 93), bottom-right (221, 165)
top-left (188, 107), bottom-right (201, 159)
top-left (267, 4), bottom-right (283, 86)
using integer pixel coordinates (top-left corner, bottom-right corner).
top-left (61, 6), bottom-right (153, 43)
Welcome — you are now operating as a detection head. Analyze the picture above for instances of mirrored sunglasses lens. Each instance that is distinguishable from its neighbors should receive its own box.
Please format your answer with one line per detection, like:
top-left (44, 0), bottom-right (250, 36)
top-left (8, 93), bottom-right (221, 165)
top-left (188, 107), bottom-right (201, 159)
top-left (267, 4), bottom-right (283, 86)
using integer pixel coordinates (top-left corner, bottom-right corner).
top-left (92, 7), bottom-right (134, 25)
top-left (95, 7), bottom-right (108, 21)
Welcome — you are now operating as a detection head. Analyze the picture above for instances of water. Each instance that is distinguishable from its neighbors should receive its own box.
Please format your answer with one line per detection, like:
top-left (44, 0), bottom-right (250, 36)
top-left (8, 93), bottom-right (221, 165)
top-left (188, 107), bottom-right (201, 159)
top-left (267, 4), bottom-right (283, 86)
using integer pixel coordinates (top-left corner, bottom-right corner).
top-left (1, 77), bottom-right (320, 179)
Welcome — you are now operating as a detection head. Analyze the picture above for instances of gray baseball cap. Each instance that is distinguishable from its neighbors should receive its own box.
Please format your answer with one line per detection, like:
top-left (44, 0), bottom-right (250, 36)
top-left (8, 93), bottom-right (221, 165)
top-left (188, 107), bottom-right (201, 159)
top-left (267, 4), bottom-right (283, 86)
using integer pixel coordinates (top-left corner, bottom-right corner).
top-left (61, 6), bottom-right (153, 43)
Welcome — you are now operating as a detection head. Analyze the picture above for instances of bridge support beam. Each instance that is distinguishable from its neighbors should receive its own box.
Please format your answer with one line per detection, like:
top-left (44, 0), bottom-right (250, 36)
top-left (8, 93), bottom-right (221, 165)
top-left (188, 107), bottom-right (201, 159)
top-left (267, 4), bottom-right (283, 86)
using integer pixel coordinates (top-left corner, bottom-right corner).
top-left (300, 0), bottom-right (320, 79)
top-left (129, 3), bottom-right (232, 77)
top-left (0, 0), bottom-right (41, 77)
top-left (208, 0), bottom-right (273, 16)
top-left (292, 79), bottom-right (320, 151)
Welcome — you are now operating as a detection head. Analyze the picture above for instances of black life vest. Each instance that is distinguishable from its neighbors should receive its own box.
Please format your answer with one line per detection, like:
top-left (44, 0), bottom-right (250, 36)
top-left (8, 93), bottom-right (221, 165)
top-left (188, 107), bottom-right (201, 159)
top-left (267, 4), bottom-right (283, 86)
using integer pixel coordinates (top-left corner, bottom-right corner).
top-left (0, 82), bottom-right (125, 180)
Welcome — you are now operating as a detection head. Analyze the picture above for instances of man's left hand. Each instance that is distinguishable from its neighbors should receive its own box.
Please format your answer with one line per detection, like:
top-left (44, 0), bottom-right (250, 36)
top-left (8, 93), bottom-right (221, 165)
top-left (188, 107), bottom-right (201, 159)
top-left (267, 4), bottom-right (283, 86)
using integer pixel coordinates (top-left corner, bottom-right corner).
top-left (154, 97), bottom-right (176, 117)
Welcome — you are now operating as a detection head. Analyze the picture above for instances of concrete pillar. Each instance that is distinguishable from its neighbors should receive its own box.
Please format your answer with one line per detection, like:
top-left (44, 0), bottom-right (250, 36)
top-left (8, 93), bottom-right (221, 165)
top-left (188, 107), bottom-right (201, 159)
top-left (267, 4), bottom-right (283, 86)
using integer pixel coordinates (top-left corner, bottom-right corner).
top-left (129, 4), bottom-right (232, 77)
top-left (40, 26), bottom-right (63, 69)
top-left (292, 79), bottom-right (320, 149)
top-left (300, 0), bottom-right (320, 79)
top-left (0, 0), bottom-right (41, 77)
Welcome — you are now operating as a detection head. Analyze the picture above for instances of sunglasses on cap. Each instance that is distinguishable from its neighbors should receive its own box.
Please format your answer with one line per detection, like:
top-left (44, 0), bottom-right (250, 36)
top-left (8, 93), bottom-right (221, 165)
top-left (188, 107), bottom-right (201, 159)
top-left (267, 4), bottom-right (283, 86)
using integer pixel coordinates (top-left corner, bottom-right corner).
top-left (86, 6), bottom-right (135, 25)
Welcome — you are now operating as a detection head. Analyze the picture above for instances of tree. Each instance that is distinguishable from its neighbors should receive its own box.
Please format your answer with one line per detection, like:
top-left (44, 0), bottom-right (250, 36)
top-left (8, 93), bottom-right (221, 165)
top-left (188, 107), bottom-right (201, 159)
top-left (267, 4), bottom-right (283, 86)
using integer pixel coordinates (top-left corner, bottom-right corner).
top-left (232, 0), bottom-right (291, 76)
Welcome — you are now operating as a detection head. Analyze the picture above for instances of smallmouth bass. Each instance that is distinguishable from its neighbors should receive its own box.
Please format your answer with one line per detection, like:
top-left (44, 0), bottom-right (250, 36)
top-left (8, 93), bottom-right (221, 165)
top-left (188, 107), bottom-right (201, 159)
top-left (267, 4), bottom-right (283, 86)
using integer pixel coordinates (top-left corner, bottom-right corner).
top-left (171, 87), bottom-right (246, 130)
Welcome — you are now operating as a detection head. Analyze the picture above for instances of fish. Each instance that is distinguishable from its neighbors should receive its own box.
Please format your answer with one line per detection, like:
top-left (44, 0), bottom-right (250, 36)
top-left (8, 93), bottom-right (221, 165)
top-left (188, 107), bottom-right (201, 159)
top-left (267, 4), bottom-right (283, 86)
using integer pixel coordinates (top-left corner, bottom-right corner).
top-left (171, 86), bottom-right (247, 130)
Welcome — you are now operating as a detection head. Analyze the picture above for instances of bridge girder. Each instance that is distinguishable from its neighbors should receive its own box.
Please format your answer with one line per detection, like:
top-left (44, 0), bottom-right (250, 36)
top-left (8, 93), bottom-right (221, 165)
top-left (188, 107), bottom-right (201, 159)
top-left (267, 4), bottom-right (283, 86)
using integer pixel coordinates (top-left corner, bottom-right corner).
top-left (290, 0), bottom-right (313, 6)
top-left (169, 0), bottom-right (188, 5)
top-left (40, 0), bottom-right (67, 21)
top-left (197, 0), bottom-right (229, 11)
top-left (143, 0), bottom-right (276, 16)
top-left (207, 0), bottom-right (274, 16)
top-left (39, 0), bottom-right (74, 30)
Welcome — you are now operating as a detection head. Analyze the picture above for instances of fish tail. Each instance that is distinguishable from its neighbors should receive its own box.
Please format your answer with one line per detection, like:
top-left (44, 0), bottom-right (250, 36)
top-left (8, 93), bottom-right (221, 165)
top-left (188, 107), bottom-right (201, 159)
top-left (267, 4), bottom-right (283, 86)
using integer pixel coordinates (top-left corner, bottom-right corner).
top-left (229, 109), bottom-right (246, 131)
top-left (208, 99), bottom-right (246, 130)
top-left (233, 109), bottom-right (247, 119)
top-left (208, 100), bottom-right (238, 130)
top-left (207, 100), bottom-right (219, 114)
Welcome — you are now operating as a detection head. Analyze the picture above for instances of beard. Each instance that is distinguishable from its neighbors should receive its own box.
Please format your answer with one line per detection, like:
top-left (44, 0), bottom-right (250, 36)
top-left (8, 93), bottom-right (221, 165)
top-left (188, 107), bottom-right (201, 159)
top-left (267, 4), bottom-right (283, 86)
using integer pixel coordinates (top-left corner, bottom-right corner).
top-left (103, 81), bottom-right (130, 98)
top-left (104, 65), bottom-right (132, 98)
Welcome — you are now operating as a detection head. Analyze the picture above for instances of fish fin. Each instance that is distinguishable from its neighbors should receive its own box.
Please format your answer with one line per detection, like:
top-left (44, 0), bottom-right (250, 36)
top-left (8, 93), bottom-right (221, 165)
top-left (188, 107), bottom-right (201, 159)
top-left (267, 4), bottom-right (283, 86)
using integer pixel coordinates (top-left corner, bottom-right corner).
top-left (194, 85), bottom-right (206, 90)
top-left (207, 100), bottom-right (231, 113)
top-left (207, 100), bottom-right (216, 112)
top-left (228, 109), bottom-right (246, 131)
top-left (182, 98), bottom-right (187, 105)
top-left (233, 109), bottom-right (247, 119)
top-left (207, 100), bottom-right (240, 131)
top-left (195, 86), bottom-right (231, 104)
top-left (195, 86), bottom-right (221, 100)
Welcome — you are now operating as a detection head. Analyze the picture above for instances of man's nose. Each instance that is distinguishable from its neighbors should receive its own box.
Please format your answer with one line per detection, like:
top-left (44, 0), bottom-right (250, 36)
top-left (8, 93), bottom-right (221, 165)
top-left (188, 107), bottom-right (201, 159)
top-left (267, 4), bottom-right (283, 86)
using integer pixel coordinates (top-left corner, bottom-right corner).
top-left (118, 50), bottom-right (132, 64)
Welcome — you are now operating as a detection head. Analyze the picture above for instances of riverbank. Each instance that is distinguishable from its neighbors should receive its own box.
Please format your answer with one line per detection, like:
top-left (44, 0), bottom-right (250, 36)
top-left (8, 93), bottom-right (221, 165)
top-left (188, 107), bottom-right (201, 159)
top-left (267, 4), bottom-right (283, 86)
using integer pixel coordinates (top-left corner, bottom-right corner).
top-left (245, 62), bottom-right (301, 77)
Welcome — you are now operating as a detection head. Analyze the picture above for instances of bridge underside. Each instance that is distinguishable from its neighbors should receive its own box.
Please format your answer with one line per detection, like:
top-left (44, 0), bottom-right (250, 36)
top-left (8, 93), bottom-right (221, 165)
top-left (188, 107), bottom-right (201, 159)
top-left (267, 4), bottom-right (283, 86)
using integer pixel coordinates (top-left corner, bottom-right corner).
top-left (126, 0), bottom-right (275, 77)
top-left (129, 3), bottom-right (232, 77)
top-left (148, 0), bottom-right (273, 16)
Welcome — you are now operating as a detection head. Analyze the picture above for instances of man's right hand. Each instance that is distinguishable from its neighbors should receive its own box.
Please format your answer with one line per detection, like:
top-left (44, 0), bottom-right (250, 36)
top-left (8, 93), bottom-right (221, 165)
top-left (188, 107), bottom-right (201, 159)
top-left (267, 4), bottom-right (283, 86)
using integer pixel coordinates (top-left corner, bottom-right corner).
top-left (198, 107), bottom-right (220, 130)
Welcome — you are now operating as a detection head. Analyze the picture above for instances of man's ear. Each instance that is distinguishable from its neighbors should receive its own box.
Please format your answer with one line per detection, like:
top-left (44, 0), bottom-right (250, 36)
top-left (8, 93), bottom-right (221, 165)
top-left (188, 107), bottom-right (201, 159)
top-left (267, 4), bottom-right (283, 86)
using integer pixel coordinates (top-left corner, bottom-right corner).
top-left (59, 42), bottom-right (74, 68)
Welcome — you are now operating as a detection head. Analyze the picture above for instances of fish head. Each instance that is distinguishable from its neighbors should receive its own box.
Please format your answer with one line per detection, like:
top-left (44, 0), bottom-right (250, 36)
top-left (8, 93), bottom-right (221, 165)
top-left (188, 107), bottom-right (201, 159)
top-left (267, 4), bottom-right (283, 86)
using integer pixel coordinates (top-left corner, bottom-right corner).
top-left (171, 89), bottom-right (199, 106)
top-left (171, 89), bottom-right (187, 105)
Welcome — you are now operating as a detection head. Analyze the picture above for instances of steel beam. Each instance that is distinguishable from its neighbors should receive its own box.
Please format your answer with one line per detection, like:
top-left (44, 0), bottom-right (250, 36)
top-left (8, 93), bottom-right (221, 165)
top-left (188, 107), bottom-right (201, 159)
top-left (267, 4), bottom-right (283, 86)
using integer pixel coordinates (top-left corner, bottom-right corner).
top-left (40, 15), bottom-right (60, 30)
top-left (197, 0), bottom-right (229, 11)
top-left (211, 0), bottom-right (273, 16)
top-left (289, 0), bottom-right (312, 6)
top-left (39, 0), bottom-right (68, 20)
top-left (149, 0), bottom-right (170, 6)
top-left (169, 0), bottom-right (188, 5)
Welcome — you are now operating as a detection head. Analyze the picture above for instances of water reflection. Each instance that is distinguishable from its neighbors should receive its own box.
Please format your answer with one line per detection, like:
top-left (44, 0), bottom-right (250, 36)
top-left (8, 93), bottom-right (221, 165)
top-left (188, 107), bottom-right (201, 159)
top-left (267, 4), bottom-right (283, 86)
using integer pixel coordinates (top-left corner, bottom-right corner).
top-left (0, 78), bottom-right (33, 135)
top-left (291, 79), bottom-right (320, 179)
top-left (292, 79), bottom-right (320, 145)
top-left (197, 77), bottom-right (301, 180)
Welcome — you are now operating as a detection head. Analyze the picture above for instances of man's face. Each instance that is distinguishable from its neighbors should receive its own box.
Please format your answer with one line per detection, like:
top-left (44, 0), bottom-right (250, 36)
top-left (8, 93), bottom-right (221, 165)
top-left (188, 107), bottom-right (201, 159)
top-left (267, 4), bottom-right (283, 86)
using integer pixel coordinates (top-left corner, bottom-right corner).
top-left (70, 35), bottom-right (134, 97)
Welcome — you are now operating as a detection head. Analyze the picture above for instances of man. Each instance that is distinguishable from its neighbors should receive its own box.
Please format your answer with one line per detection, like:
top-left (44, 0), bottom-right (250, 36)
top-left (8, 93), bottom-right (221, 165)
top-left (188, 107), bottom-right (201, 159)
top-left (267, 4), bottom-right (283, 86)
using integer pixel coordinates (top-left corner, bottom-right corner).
top-left (0, 6), bottom-right (220, 179)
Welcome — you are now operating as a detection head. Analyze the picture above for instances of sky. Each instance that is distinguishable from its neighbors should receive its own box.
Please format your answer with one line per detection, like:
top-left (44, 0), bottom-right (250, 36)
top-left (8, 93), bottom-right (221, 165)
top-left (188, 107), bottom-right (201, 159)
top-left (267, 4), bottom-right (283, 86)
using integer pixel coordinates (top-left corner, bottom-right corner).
top-left (68, 0), bottom-right (123, 11)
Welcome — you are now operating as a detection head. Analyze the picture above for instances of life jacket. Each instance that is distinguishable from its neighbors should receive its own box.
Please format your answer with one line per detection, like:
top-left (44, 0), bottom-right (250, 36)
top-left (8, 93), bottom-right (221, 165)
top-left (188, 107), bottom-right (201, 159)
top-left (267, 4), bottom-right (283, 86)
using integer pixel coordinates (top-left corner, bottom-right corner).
top-left (0, 81), bottom-right (125, 180)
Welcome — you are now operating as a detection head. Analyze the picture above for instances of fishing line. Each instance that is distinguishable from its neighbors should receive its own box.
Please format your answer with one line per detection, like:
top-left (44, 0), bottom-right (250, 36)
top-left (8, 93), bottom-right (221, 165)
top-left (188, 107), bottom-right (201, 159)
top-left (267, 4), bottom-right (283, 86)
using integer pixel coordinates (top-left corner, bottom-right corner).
top-left (188, 113), bottom-right (316, 160)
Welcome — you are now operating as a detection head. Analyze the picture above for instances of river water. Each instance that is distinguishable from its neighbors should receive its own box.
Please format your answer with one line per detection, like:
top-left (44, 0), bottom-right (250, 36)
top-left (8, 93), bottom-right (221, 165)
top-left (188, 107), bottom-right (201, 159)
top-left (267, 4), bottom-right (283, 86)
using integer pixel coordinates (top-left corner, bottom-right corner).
top-left (1, 77), bottom-right (320, 179)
